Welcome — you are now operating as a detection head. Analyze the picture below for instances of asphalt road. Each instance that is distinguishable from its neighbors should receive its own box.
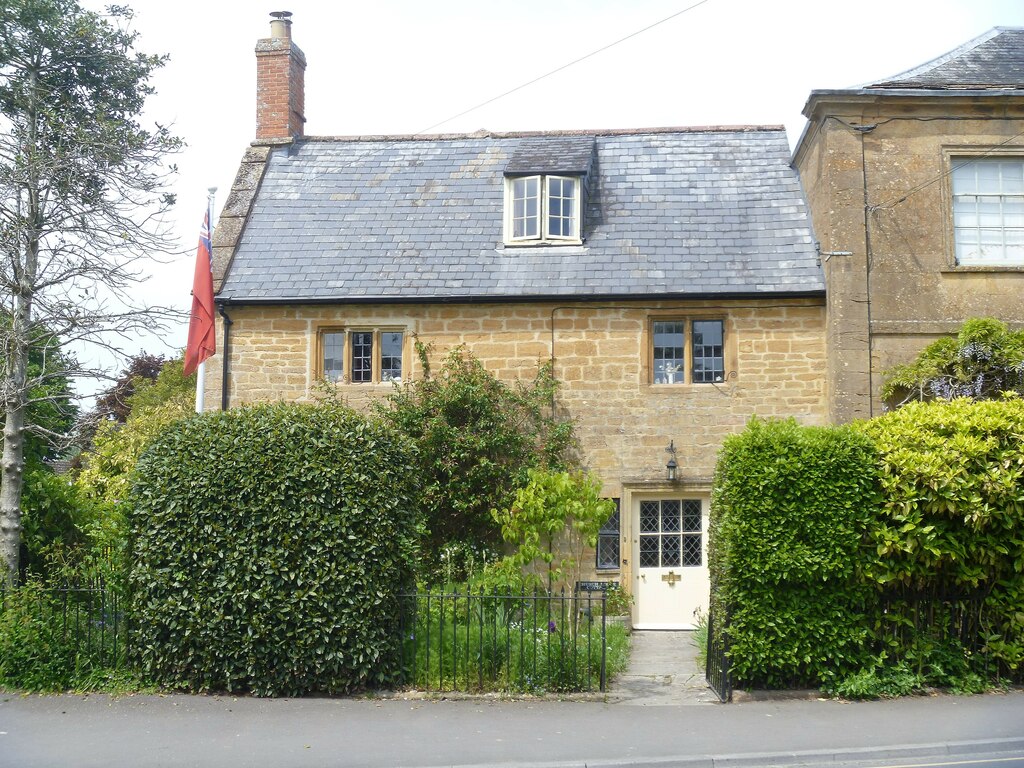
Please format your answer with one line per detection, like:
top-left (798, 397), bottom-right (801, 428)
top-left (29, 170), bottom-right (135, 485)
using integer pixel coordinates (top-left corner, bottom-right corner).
top-left (1, 690), bottom-right (1023, 767)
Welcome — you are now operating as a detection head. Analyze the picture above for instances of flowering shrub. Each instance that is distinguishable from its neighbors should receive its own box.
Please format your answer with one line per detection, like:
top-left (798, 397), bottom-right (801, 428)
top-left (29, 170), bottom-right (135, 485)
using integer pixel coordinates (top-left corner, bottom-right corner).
top-left (883, 318), bottom-right (1024, 406)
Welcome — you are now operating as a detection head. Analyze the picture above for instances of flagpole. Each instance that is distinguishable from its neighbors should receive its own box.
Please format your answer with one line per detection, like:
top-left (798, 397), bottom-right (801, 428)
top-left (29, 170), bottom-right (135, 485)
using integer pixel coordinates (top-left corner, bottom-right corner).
top-left (195, 187), bottom-right (217, 414)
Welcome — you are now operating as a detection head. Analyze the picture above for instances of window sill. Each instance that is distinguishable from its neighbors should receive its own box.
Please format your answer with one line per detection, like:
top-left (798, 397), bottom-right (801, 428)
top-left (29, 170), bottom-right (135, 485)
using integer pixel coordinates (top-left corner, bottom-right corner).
top-left (941, 265), bottom-right (1024, 274)
top-left (498, 241), bottom-right (585, 250)
top-left (646, 382), bottom-right (726, 392)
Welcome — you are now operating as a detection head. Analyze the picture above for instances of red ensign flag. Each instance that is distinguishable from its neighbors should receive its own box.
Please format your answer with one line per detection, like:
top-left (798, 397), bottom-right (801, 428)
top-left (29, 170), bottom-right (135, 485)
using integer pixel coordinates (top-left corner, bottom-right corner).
top-left (183, 210), bottom-right (216, 376)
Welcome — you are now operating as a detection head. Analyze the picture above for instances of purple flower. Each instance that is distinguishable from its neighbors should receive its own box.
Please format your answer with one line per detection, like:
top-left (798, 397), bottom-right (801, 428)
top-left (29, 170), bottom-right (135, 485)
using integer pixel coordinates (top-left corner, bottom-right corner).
top-left (548, 620), bottom-right (557, 633)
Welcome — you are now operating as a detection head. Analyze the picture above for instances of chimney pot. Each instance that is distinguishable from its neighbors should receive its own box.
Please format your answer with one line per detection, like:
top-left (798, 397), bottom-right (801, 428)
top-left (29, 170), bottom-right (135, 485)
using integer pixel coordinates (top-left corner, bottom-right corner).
top-left (269, 11), bottom-right (292, 40)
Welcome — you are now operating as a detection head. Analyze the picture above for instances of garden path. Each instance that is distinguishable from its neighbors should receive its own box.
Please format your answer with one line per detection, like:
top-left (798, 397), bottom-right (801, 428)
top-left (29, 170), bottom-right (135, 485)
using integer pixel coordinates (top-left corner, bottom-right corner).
top-left (607, 630), bottom-right (719, 705)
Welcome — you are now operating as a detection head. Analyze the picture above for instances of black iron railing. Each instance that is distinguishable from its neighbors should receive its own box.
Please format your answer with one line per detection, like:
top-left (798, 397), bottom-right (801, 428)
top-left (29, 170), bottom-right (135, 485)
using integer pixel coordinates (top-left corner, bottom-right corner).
top-left (705, 606), bottom-right (731, 702)
top-left (0, 582), bottom-right (128, 671)
top-left (873, 588), bottom-right (1023, 684)
top-left (397, 588), bottom-right (609, 693)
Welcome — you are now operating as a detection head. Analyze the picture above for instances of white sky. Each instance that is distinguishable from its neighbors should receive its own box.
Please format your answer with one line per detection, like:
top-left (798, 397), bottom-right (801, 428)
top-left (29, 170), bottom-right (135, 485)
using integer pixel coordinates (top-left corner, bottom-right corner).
top-left (79, 0), bottom-right (1024, 371)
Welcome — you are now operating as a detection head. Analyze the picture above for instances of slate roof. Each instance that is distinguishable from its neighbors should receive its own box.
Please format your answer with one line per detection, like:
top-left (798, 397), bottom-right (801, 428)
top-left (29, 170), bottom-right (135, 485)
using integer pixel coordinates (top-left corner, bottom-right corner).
top-left (868, 27), bottom-right (1024, 90)
top-left (505, 136), bottom-right (595, 175)
top-left (218, 128), bottom-right (822, 303)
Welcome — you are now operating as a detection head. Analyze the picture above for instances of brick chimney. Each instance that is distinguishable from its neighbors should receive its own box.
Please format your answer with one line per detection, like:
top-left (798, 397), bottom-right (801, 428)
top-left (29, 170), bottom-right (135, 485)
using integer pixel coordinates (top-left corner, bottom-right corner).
top-left (255, 11), bottom-right (306, 140)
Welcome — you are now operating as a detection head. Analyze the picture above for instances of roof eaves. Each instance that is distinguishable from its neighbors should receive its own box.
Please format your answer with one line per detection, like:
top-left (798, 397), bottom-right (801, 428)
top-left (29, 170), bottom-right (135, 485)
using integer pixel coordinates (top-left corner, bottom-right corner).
top-left (801, 86), bottom-right (1024, 117)
top-left (216, 289), bottom-right (826, 307)
top-left (794, 85), bottom-right (1024, 164)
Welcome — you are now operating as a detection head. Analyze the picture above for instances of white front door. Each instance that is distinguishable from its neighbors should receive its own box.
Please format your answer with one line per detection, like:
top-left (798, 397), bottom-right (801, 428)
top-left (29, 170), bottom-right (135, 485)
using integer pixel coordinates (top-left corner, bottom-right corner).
top-left (633, 497), bottom-right (709, 629)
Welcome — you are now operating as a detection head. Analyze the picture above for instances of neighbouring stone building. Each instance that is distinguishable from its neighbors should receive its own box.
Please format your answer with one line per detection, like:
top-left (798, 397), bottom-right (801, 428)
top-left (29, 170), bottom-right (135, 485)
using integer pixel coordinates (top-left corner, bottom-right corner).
top-left (795, 26), bottom-right (1024, 422)
top-left (203, 15), bottom-right (1024, 628)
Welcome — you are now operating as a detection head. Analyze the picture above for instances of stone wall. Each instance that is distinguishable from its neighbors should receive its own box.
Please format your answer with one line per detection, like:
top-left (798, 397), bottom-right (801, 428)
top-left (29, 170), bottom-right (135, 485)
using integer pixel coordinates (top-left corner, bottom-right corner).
top-left (202, 297), bottom-right (826, 586)
top-left (203, 298), bottom-right (826, 487)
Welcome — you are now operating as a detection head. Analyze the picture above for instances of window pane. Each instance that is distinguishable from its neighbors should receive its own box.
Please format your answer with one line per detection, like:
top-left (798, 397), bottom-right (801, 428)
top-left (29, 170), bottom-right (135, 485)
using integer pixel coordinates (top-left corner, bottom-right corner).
top-left (956, 240), bottom-right (978, 263)
top-left (978, 198), bottom-right (1001, 227)
top-left (662, 534), bottom-right (681, 567)
top-left (351, 331), bottom-right (373, 383)
top-left (952, 163), bottom-right (978, 194)
top-left (322, 332), bottom-right (345, 382)
top-left (597, 534), bottom-right (620, 569)
top-left (640, 500), bottom-right (659, 533)
top-left (1004, 164), bottom-right (1024, 193)
top-left (546, 176), bottom-right (577, 239)
top-left (639, 536), bottom-right (659, 568)
top-left (1004, 199), bottom-right (1024, 226)
top-left (596, 499), bottom-right (620, 570)
top-left (952, 158), bottom-right (1024, 265)
top-left (953, 204), bottom-right (978, 228)
top-left (599, 502), bottom-right (620, 535)
top-left (512, 177), bottom-right (540, 240)
top-left (981, 228), bottom-right (1003, 246)
top-left (381, 332), bottom-right (403, 382)
top-left (956, 227), bottom-right (979, 245)
top-left (661, 500), bottom-right (681, 532)
top-left (653, 321), bottom-right (685, 384)
top-left (682, 500), bottom-right (702, 533)
top-left (682, 534), bottom-right (702, 567)
top-left (977, 163), bottom-right (1001, 191)
top-left (692, 320), bottom-right (725, 383)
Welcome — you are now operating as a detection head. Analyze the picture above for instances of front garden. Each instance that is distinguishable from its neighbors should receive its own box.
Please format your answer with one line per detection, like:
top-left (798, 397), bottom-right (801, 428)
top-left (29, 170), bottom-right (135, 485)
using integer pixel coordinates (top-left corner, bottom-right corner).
top-left (1, 346), bottom-right (627, 695)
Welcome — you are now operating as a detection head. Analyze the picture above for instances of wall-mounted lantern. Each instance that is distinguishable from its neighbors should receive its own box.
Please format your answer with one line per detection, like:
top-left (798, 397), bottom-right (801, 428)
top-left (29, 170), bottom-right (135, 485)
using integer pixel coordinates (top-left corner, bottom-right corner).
top-left (665, 440), bottom-right (678, 482)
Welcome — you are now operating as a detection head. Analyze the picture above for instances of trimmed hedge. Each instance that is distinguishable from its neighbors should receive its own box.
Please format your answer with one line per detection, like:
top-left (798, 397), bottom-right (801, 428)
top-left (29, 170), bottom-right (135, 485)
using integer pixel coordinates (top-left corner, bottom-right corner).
top-left (710, 418), bottom-right (881, 687)
top-left (857, 397), bottom-right (1024, 672)
top-left (127, 402), bottom-right (418, 696)
top-left (713, 401), bottom-right (1024, 690)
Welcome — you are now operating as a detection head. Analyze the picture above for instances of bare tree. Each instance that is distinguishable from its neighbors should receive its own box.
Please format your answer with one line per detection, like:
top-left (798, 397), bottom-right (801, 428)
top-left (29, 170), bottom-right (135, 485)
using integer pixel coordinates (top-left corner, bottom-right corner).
top-left (0, 0), bottom-right (181, 584)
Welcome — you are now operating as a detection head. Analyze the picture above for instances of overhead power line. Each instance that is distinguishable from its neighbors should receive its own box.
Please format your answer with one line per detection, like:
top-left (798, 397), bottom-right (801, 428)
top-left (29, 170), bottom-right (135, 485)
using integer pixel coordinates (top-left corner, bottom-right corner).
top-left (414, 0), bottom-right (714, 135)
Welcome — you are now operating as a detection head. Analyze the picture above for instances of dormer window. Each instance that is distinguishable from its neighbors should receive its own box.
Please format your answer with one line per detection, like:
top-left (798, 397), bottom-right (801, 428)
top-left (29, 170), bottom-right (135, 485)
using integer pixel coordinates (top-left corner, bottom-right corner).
top-left (506, 175), bottom-right (581, 243)
top-left (503, 135), bottom-right (595, 247)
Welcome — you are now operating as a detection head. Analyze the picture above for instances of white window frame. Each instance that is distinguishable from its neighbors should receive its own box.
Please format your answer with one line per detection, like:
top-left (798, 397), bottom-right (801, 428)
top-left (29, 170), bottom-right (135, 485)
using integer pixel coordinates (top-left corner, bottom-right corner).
top-left (951, 156), bottom-right (1024, 266)
top-left (503, 174), bottom-right (581, 244)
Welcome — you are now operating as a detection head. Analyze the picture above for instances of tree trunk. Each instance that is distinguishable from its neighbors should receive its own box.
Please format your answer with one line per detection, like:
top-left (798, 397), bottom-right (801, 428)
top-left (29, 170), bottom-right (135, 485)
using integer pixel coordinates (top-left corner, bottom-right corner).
top-left (1, 68), bottom-right (39, 586)
top-left (1, 398), bottom-right (27, 587)
top-left (1, 274), bottom-right (31, 587)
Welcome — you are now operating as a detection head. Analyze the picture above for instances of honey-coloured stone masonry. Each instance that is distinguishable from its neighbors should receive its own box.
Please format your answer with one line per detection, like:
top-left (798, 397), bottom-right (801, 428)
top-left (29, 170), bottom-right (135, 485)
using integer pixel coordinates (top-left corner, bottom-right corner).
top-left (202, 298), bottom-right (827, 582)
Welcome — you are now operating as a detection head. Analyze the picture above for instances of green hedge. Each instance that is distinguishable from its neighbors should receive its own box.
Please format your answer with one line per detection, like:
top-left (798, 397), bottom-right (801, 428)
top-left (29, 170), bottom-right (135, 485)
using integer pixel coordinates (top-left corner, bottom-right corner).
top-left (127, 402), bottom-right (419, 696)
top-left (713, 401), bottom-right (1024, 691)
top-left (710, 418), bottom-right (881, 687)
top-left (857, 397), bottom-right (1024, 672)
